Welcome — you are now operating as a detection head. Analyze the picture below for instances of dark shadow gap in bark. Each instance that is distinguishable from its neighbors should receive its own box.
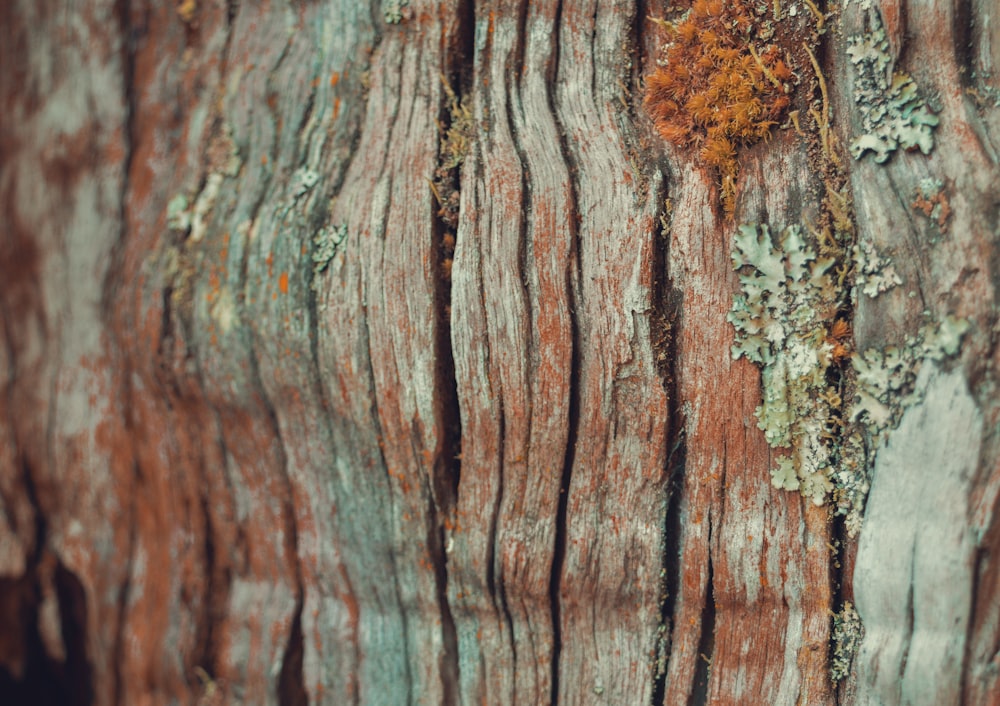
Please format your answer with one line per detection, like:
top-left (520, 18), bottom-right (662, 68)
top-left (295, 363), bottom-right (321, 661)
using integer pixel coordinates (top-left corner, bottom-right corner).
top-left (548, 314), bottom-right (575, 706)
top-left (952, 0), bottom-right (974, 84)
top-left (192, 446), bottom-right (220, 689)
top-left (0, 570), bottom-right (93, 706)
top-left (52, 565), bottom-right (93, 706)
top-left (632, 0), bottom-right (654, 119)
top-left (277, 598), bottom-right (307, 706)
top-left (648, 173), bottom-right (684, 704)
top-left (110, 463), bottom-right (140, 706)
top-left (898, 548), bottom-right (917, 679)
top-left (653, 436), bottom-right (686, 706)
top-left (244, 346), bottom-right (307, 702)
top-left (546, 2), bottom-right (579, 702)
top-left (0, 457), bottom-right (92, 706)
top-left (425, 1), bottom-right (477, 701)
top-left (690, 553), bottom-right (716, 706)
top-left (430, 0), bottom-right (475, 523)
top-left (203, 408), bottom-right (240, 687)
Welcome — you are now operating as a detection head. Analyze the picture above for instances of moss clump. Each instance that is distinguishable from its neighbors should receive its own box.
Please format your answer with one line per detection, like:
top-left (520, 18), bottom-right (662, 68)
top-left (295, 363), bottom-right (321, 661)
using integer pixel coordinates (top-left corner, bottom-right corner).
top-left (643, 0), bottom-right (793, 213)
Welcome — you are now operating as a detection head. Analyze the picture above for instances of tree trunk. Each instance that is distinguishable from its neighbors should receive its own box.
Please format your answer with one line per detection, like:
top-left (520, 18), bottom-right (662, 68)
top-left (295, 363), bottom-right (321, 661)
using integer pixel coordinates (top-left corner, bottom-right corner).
top-left (1, 1), bottom-right (998, 704)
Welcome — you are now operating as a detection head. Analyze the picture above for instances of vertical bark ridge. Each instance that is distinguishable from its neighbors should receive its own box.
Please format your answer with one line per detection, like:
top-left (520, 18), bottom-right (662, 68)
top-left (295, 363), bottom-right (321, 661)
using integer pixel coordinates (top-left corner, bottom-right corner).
top-left (545, 1), bottom-right (577, 700)
top-left (834, 3), bottom-right (1000, 704)
top-left (4, 1), bottom-right (1000, 704)
top-left (554, 1), bottom-right (670, 702)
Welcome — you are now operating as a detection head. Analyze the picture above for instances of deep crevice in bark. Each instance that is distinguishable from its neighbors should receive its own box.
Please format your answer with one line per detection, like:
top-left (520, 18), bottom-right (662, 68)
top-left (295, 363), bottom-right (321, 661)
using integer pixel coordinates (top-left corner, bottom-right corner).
top-left (549, 331), bottom-right (575, 706)
top-left (0, 567), bottom-right (93, 706)
top-left (0, 458), bottom-right (92, 706)
top-left (51, 564), bottom-right (92, 706)
top-left (545, 2), bottom-right (579, 702)
top-left (652, 435), bottom-right (685, 706)
top-left (109, 3), bottom-right (140, 703)
top-left (192, 443), bottom-right (221, 692)
top-left (427, 1), bottom-right (476, 701)
top-left (277, 599), bottom-right (307, 706)
top-left (245, 352), bottom-right (307, 704)
top-left (691, 555), bottom-right (716, 706)
top-left (648, 175), bottom-right (684, 705)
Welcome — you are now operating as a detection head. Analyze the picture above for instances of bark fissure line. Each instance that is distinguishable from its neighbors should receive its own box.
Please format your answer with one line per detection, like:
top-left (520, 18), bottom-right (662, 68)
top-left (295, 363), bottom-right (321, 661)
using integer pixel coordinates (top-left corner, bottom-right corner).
top-left (545, 2), bottom-right (577, 703)
top-left (426, 0), bottom-right (479, 699)
top-left (647, 181), bottom-right (683, 704)
top-left (492, 0), bottom-right (535, 687)
top-left (111, 0), bottom-right (139, 701)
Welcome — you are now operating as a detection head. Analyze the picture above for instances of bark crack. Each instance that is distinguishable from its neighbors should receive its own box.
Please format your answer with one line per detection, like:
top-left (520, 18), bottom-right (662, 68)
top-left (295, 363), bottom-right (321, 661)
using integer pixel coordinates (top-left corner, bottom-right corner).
top-left (425, 0), bottom-right (477, 699)
top-left (546, 2), bottom-right (579, 702)
top-left (691, 553), bottom-right (716, 706)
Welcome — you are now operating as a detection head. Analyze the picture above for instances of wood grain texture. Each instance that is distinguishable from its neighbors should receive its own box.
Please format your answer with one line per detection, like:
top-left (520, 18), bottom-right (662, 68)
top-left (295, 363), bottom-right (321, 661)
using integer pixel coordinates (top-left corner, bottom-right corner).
top-left (552, 1), bottom-right (669, 702)
top-left (832, 2), bottom-right (1000, 705)
top-left (1, 0), bottom-right (999, 704)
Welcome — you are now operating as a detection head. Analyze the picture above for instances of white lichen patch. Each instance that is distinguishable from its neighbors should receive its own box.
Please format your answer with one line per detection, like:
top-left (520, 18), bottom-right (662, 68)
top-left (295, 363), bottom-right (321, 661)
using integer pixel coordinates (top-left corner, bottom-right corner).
top-left (830, 431), bottom-right (869, 537)
top-left (210, 287), bottom-right (237, 334)
top-left (190, 173), bottom-right (224, 243)
top-left (851, 315), bottom-right (971, 434)
top-left (167, 194), bottom-right (191, 232)
top-left (311, 223), bottom-right (347, 289)
top-left (290, 168), bottom-right (320, 200)
top-left (831, 601), bottom-right (863, 681)
top-left (847, 13), bottom-right (939, 162)
top-left (854, 239), bottom-right (902, 298)
top-left (383, 0), bottom-right (409, 24)
top-left (727, 222), bottom-right (840, 504)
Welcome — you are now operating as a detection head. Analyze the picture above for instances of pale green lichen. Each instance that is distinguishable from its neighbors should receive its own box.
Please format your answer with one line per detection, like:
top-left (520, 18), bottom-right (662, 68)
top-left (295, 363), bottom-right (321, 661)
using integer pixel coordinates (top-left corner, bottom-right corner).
top-left (830, 431), bottom-right (869, 537)
top-left (311, 223), bottom-right (347, 289)
top-left (854, 239), bottom-right (902, 298)
top-left (727, 223), bottom-right (840, 504)
top-left (291, 168), bottom-right (320, 200)
top-left (383, 0), bottom-right (409, 24)
top-left (167, 194), bottom-right (191, 232)
top-left (831, 601), bottom-right (863, 681)
top-left (190, 173), bottom-right (224, 243)
top-left (847, 13), bottom-right (939, 162)
top-left (851, 315), bottom-right (971, 433)
top-left (912, 177), bottom-right (951, 231)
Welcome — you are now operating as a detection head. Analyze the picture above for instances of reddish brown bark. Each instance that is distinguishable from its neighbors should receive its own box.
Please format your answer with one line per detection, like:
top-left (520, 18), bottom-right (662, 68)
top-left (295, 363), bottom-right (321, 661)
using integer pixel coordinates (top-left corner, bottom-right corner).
top-left (1, 1), bottom-right (999, 705)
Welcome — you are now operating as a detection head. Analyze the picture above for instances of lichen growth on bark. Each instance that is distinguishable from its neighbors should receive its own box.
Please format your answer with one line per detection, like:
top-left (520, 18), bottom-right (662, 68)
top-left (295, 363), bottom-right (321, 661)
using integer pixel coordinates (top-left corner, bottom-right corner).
top-left (728, 222), bottom-right (842, 503)
top-left (847, 13), bottom-right (938, 162)
top-left (851, 315), bottom-right (972, 433)
top-left (311, 223), bottom-right (347, 289)
top-left (831, 601), bottom-right (863, 681)
top-left (853, 239), bottom-right (902, 298)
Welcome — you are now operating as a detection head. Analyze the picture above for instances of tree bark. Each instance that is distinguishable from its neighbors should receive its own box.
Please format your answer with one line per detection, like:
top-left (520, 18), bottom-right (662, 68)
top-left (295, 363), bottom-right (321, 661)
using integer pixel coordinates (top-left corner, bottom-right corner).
top-left (1, 1), bottom-right (998, 705)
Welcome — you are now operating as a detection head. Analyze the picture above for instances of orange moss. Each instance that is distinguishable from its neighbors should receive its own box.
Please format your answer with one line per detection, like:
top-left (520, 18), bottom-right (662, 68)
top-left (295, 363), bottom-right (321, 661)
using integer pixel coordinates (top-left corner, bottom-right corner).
top-left (644, 0), bottom-right (792, 213)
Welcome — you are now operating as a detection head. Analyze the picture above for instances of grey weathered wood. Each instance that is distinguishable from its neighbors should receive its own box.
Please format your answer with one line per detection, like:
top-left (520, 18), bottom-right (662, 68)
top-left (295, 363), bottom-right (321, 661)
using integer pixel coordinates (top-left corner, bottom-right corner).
top-left (854, 365), bottom-right (981, 706)
top-left (2, 1), bottom-right (999, 705)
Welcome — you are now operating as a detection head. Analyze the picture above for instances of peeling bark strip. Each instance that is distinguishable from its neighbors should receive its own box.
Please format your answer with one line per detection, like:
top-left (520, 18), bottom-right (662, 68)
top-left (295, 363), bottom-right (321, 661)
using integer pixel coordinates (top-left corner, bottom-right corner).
top-left (1, 1), bottom-right (1000, 705)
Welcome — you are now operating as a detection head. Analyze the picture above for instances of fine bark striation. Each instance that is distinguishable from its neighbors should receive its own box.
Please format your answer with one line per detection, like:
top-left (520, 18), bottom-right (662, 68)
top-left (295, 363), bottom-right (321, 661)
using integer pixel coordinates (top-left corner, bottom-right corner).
top-left (1, 1), bottom-right (998, 705)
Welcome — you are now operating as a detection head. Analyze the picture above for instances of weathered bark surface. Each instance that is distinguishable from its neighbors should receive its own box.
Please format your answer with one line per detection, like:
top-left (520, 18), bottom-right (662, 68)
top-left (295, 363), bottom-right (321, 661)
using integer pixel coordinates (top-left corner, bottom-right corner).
top-left (1, 1), bottom-right (998, 705)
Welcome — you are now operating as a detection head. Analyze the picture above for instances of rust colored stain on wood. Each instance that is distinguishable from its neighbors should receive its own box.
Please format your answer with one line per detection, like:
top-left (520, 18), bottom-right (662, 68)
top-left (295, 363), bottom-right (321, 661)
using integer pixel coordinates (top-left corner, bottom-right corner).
top-left (2, 0), bottom-right (999, 705)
